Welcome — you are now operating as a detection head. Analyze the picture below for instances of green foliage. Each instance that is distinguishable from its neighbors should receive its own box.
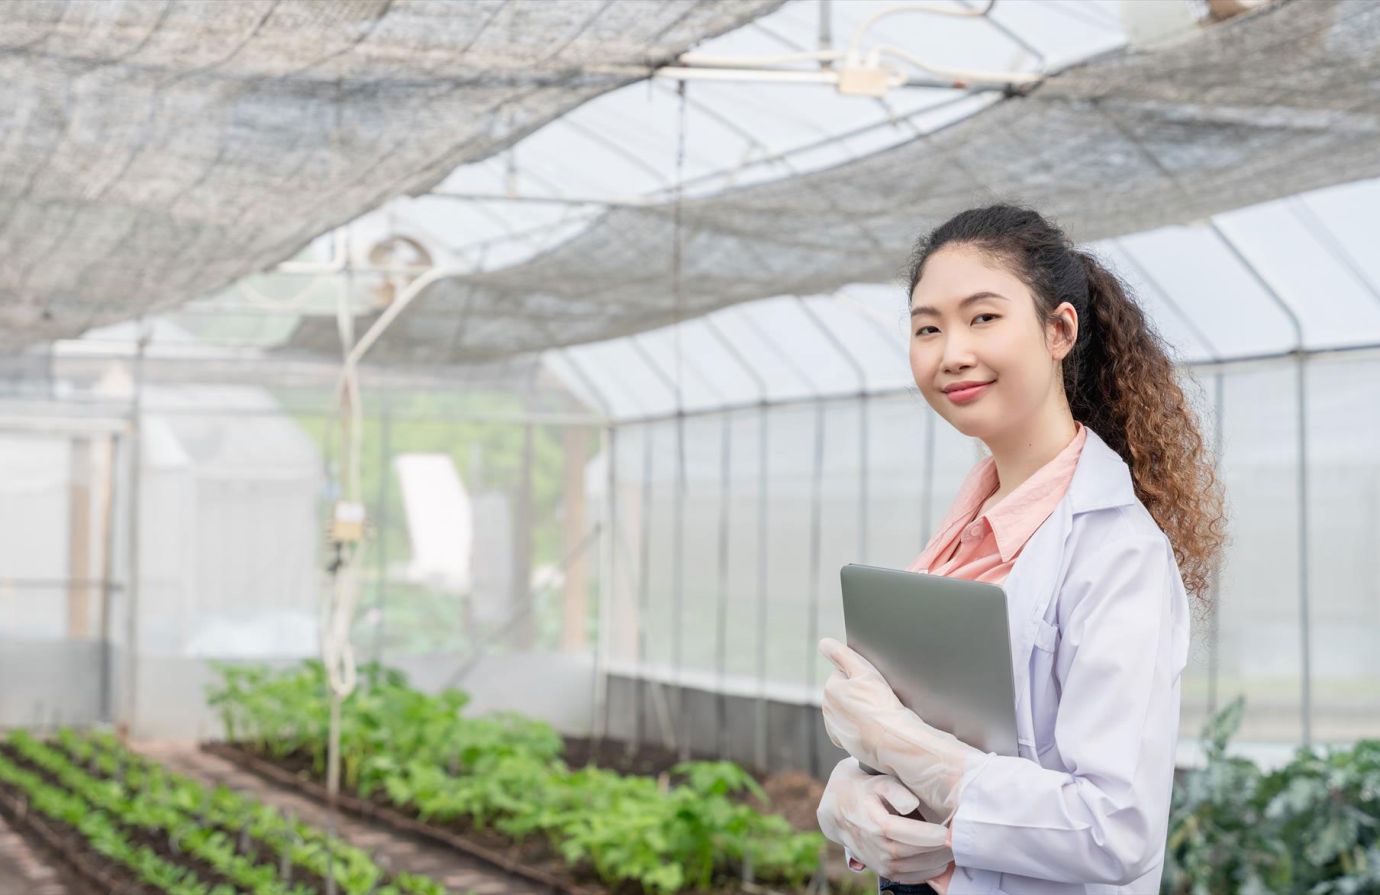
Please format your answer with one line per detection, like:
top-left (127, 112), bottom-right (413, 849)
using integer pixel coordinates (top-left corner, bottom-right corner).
top-left (209, 661), bottom-right (826, 893)
top-left (1164, 696), bottom-right (1380, 894)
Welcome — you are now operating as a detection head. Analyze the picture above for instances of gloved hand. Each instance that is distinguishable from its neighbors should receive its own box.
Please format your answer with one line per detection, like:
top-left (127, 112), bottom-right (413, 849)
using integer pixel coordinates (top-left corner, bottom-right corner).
top-left (819, 637), bottom-right (995, 827)
top-left (817, 756), bottom-right (955, 884)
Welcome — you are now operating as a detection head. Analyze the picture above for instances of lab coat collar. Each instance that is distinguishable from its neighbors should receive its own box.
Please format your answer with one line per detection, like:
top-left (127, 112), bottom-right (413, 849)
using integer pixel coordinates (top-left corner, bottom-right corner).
top-left (1065, 424), bottom-right (1139, 516)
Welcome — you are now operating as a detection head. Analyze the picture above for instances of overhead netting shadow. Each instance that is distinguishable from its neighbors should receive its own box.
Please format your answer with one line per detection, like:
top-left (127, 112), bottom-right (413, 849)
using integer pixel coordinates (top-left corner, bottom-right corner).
top-left (283, 0), bottom-right (1380, 364)
top-left (0, 0), bottom-right (786, 348)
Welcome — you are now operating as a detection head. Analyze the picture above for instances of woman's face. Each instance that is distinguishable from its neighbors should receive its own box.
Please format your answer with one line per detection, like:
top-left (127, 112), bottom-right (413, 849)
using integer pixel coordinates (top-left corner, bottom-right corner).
top-left (909, 243), bottom-right (1075, 441)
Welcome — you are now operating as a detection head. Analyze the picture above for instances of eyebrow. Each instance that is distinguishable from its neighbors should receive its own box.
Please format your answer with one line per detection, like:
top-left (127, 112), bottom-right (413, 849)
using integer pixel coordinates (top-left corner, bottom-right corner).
top-left (910, 291), bottom-right (1010, 318)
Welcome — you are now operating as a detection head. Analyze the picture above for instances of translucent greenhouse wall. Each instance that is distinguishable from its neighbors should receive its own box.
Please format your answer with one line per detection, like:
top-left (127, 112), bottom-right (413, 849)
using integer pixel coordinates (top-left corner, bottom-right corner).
top-left (596, 350), bottom-right (1380, 776)
top-left (1, 350), bottom-right (1376, 762)
top-left (0, 376), bottom-right (606, 741)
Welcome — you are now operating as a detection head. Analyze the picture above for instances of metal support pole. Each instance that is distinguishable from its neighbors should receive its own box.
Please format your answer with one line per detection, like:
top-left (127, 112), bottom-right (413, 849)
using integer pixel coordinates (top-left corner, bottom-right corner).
top-left (99, 433), bottom-right (118, 724)
top-left (633, 429), bottom-right (654, 754)
top-left (671, 409), bottom-right (687, 759)
top-left (120, 328), bottom-right (148, 740)
top-left (513, 419), bottom-right (536, 649)
top-left (756, 406), bottom-right (771, 772)
top-left (803, 401), bottom-right (826, 777)
top-left (714, 414), bottom-right (732, 759)
top-left (593, 425), bottom-right (617, 743)
top-left (1207, 371), bottom-right (1224, 716)
top-left (1296, 356), bottom-right (1310, 747)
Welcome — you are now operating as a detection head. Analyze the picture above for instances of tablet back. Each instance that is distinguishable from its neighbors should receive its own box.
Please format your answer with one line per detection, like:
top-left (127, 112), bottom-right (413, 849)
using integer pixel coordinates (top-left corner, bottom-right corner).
top-left (839, 562), bottom-right (1019, 758)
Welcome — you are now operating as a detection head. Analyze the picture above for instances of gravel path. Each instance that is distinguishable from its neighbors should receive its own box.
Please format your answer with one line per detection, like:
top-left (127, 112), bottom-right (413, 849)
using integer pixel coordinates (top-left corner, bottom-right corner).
top-left (0, 814), bottom-right (74, 895)
top-left (135, 744), bottom-right (554, 895)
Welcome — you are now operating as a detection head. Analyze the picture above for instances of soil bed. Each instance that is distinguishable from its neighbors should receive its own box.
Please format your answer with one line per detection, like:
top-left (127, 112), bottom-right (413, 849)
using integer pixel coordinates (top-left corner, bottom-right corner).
top-left (559, 736), bottom-right (826, 835)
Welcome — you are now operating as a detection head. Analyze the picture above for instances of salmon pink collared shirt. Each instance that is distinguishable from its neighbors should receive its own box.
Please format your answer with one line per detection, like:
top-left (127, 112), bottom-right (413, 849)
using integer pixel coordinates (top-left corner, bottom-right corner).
top-left (851, 421), bottom-right (1087, 892)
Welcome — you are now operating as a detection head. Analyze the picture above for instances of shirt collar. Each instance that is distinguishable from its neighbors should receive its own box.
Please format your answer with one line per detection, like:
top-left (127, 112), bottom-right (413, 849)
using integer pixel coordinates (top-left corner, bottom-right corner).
top-left (935, 421), bottom-right (1088, 563)
top-left (988, 421), bottom-right (1087, 561)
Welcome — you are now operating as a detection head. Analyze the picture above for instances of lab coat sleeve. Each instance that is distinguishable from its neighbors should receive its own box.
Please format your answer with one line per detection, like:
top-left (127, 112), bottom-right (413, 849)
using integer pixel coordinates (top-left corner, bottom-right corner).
top-left (948, 534), bottom-right (1182, 886)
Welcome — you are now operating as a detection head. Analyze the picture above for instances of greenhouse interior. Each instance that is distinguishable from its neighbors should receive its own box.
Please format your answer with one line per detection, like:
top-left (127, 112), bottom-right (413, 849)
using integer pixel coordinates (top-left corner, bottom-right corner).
top-left (1, 0), bottom-right (1378, 893)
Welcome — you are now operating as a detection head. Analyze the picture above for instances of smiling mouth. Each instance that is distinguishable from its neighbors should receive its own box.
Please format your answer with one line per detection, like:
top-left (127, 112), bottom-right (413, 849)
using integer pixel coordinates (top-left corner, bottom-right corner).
top-left (945, 381), bottom-right (994, 401)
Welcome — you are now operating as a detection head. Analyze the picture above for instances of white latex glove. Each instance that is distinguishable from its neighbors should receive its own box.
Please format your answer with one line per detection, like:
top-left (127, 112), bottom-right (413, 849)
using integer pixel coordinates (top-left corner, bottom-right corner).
top-left (819, 636), bottom-right (995, 827)
top-left (816, 756), bottom-right (955, 884)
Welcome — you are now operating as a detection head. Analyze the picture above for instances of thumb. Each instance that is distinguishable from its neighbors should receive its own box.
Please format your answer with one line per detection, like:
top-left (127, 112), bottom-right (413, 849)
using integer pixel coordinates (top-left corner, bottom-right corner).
top-left (874, 778), bottom-right (920, 816)
top-left (818, 637), bottom-right (867, 678)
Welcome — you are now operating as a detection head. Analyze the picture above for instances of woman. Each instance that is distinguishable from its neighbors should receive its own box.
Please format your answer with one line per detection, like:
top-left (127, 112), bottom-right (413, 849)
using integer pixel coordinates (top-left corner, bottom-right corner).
top-left (814, 204), bottom-right (1228, 894)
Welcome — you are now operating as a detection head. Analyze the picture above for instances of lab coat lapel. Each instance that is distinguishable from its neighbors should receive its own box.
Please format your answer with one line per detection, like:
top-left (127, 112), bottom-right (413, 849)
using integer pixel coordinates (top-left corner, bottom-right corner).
top-left (999, 426), bottom-right (1139, 733)
top-left (1001, 500), bottom-right (1071, 719)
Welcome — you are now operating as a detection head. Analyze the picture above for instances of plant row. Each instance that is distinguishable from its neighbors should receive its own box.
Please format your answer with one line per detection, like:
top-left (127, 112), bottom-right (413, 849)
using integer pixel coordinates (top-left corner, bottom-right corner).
top-left (0, 748), bottom-right (234, 895)
top-left (208, 661), bottom-right (825, 894)
top-left (1, 728), bottom-right (446, 895)
top-left (62, 728), bottom-right (447, 895)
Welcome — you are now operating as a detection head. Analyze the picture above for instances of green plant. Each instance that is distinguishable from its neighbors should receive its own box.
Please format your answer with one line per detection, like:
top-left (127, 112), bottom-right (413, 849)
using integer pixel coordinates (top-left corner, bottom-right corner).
top-left (1164, 696), bottom-right (1380, 894)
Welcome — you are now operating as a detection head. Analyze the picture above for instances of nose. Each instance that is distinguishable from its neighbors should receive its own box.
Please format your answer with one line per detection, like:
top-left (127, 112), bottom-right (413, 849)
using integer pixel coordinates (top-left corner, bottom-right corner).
top-left (939, 330), bottom-right (979, 374)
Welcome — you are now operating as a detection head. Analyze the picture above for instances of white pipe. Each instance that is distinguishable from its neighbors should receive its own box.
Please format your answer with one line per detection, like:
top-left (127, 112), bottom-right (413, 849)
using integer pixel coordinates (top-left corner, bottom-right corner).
top-left (653, 65), bottom-right (907, 87)
top-left (345, 265), bottom-right (471, 370)
top-left (871, 43), bottom-right (1043, 85)
top-left (677, 49), bottom-right (841, 67)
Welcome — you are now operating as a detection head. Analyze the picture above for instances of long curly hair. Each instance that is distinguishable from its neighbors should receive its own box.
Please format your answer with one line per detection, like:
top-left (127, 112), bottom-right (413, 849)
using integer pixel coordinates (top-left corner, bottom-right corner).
top-left (906, 203), bottom-right (1229, 613)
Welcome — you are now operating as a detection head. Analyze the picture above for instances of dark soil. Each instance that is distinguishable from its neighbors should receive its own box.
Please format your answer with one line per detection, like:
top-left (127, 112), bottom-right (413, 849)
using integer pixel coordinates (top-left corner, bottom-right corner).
top-left (559, 736), bottom-right (827, 835)
top-left (0, 808), bottom-right (98, 895)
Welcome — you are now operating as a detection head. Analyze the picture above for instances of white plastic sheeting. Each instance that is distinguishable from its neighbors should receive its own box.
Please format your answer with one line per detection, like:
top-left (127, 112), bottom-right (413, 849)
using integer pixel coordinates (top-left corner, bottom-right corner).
top-left (548, 177), bottom-right (1380, 422)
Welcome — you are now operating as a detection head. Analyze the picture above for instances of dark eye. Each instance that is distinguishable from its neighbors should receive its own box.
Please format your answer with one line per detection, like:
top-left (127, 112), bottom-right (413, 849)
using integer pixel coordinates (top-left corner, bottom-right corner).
top-left (974, 314), bottom-right (997, 324)
top-left (915, 325), bottom-right (937, 336)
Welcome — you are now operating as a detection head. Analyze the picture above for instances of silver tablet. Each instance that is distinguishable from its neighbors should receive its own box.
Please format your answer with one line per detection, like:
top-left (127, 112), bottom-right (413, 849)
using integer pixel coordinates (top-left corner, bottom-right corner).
top-left (839, 562), bottom-right (1019, 767)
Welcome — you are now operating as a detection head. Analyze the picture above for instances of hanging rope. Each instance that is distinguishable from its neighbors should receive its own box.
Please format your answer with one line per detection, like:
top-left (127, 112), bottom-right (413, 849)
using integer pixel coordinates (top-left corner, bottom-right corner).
top-left (321, 252), bottom-right (366, 848)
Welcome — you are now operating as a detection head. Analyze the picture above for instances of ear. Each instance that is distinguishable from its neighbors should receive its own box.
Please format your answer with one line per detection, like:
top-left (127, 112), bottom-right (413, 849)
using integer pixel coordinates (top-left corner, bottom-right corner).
top-left (1050, 301), bottom-right (1078, 361)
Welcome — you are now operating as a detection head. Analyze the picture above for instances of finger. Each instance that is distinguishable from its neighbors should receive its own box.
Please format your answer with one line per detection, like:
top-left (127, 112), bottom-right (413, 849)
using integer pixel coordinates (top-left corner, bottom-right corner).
top-left (877, 814), bottom-right (950, 849)
top-left (818, 637), bottom-right (866, 678)
top-left (874, 779), bottom-right (920, 816)
top-left (886, 861), bottom-right (953, 885)
top-left (889, 846), bottom-right (953, 870)
top-left (820, 702), bottom-right (844, 749)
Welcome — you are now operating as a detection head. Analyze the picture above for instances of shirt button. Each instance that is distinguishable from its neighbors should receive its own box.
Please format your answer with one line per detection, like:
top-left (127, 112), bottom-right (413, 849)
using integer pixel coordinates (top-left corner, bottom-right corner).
top-left (967, 522), bottom-right (983, 538)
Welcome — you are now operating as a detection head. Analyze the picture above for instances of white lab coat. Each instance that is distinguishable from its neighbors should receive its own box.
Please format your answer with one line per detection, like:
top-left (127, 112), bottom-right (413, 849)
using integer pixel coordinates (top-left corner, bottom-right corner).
top-left (862, 425), bottom-right (1191, 894)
